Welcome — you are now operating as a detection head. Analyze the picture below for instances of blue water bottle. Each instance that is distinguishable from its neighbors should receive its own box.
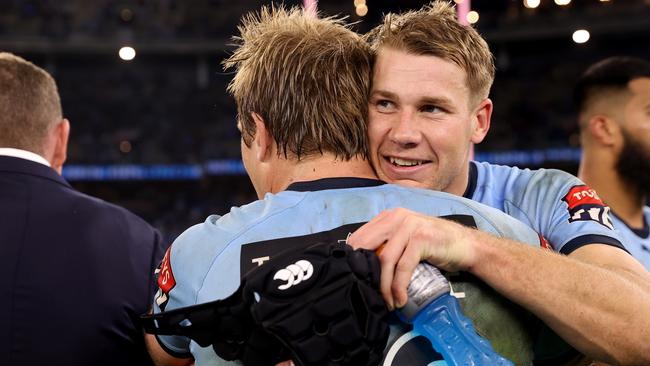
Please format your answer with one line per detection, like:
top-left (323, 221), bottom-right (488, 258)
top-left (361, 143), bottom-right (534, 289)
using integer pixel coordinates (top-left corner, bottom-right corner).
top-left (397, 263), bottom-right (514, 366)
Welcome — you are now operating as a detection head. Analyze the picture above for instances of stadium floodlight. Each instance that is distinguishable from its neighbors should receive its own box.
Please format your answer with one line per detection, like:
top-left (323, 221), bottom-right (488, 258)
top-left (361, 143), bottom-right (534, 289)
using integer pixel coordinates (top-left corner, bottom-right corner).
top-left (524, 0), bottom-right (540, 8)
top-left (355, 4), bottom-right (368, 16)
top-left (119, 46), bottom-right (136, 61)
top-left (572, 29), bottom-right (590, 44)
top-left (466, 11), bottom-right (479, 24)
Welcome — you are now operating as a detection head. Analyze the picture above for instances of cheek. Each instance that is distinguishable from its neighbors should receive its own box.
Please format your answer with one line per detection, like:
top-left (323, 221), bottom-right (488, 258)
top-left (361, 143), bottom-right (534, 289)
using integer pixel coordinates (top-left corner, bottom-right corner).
top-left (424, 124), bottom-right (467, 158)
top-left (367, 115), bottom-right (387, 149)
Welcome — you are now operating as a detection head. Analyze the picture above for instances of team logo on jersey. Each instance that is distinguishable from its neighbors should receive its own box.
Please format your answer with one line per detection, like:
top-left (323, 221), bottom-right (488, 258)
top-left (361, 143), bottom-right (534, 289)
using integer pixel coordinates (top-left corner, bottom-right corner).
top-left (273, 260), bottom-right (314, 290)
top-left (562, 185), bottom-right (613, 230)
top-left (154, 247), bottom-right (176, 311)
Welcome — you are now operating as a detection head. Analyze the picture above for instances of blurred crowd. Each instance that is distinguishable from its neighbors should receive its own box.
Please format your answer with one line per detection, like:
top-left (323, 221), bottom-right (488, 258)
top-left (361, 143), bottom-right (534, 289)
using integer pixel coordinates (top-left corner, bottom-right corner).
top-left (2, 0), bottom-right (648, 241)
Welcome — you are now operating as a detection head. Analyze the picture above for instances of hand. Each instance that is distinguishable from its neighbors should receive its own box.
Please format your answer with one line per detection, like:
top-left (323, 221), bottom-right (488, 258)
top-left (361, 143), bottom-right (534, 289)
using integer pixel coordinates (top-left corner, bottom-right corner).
top-left (347, 208), bottom-right (478, 309)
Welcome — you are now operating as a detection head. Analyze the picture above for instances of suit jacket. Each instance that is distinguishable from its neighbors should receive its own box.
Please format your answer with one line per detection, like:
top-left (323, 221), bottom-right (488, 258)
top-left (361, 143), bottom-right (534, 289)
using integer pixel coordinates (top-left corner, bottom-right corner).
top-left (0, 156), bottom-right (167, 366)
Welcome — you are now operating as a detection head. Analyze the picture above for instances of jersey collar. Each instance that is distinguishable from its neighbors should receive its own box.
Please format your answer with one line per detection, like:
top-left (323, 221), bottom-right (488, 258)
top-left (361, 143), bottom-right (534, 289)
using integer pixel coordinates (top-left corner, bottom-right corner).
top-left (611, 210), bottom-right (650, 239)
top-left (462, 161), bottom-right (478, 199)
top-left (285, 177), bottom-right (386, 192)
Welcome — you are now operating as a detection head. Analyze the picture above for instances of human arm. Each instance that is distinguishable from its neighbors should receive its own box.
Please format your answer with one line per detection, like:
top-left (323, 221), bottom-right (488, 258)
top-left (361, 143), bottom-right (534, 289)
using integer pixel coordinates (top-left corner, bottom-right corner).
top-left (145, 333), bottom-right (194, 366)
top-left (347, 208), bottom-right (650, 365)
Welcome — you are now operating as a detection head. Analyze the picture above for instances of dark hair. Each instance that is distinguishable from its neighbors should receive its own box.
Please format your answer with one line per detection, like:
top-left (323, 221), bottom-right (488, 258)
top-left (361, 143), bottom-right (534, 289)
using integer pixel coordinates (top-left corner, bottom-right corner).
top-left (574, 56), bottom-right (650, 110)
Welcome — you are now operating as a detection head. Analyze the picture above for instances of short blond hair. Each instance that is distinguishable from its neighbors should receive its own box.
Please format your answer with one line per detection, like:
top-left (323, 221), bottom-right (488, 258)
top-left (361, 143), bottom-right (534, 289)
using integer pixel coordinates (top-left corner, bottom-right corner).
top-left (0, 52), bottom-right (62, 154)
top-left (367, 1), bottom-right (495, 105)
top-left (223, 6), bottom-right (372, 160)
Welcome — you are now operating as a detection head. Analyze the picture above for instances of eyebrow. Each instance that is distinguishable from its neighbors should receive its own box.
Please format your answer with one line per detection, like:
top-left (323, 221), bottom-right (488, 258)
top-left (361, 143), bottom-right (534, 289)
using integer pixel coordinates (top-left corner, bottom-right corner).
top-left (419, 96), bottom-right (454, 109)
top-left (370, 89), bottom-right (398, 100)
top-left (371, 89), bottom-right (454, 109)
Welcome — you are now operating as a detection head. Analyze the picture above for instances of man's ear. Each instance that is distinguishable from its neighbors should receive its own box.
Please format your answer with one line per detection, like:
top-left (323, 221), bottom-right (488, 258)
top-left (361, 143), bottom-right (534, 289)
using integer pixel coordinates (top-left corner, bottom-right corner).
top-left (50, 119), bottom-right (70, 175)
top-left (251, 112), bottom-right (273, 162)
top-left (470, 98), bottom-right (492, 144)
top-left (588, 115), bottom-right (618, 147)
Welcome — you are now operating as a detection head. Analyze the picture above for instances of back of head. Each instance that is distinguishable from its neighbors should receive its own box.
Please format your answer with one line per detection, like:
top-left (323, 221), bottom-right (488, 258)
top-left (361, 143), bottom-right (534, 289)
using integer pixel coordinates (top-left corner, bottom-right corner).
top-left (574, 56), bottom-right (650, 121)
top-left (223, 6), bottom-right (373, 160)
top-left (0, 53), bottom-right (62, 155)
top-left (366, 0), bottom-right (495, 105)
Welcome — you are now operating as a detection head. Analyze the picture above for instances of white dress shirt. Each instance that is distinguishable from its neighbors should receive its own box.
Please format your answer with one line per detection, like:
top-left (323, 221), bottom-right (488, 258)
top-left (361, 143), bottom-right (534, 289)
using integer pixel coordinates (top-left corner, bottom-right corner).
top-left (0, 147), bottom-right (51, 167)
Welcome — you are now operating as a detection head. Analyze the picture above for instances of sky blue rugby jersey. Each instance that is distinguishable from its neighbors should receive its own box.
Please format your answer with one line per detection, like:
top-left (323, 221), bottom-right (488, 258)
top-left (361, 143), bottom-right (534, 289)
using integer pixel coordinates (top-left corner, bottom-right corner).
top-left (466, 161), bottom-right (624, 255)
top-left (610, 207), bottom-right (650, 270)
top-left (152, 178), bottom-right (548, 366)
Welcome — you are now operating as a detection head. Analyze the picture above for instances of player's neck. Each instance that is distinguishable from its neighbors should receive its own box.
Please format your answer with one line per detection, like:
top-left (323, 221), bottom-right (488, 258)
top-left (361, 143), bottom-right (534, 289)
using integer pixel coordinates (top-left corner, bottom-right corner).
top-left (606, 178), bottom-right (646, 229)
top-left (271, 154), bottom-right (379, 193)
top-left (579, 161), bottom-right (646, 228)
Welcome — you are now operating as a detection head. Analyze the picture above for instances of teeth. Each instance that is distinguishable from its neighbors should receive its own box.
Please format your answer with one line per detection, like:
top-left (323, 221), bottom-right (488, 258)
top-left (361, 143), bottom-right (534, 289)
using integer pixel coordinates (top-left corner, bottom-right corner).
top-left (389, 157), bottom-right (423, 167)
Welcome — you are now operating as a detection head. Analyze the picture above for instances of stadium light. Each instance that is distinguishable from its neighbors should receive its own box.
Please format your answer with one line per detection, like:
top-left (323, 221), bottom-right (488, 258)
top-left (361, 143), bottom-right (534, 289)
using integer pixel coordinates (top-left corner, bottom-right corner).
top-left (572, 29), bottom-right (590, 44)
top-left (356, 4), bottom-right (368, 16)
top-left (524, 0), bottom-right (540, 9)
top-left (119, 46), bottom-right (136, 61)
top-left (466, 11), bottom-right (479, 24)
top-left (119, 140), bottom-right (132, 153)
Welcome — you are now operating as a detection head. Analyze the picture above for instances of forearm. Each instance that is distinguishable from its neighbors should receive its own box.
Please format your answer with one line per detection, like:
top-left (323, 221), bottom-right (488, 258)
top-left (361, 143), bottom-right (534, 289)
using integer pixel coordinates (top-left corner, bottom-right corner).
top-left (468, 230), bottom-right (650, 365)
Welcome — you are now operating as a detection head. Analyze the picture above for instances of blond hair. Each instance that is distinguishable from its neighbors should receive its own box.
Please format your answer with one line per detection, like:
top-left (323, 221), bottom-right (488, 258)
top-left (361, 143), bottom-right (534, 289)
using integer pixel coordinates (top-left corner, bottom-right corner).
top-left (367, 0), bottom-right (495, 105)
top-left (0, 52), bottom-right (62, 154)
top-left (223, 6), bottom-right (372, 160)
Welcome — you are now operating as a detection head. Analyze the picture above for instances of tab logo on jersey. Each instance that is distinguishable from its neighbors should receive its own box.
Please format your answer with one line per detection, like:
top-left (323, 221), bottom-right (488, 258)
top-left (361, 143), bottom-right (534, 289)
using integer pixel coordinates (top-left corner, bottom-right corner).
top-left (155, 247), bottom-right (176, 310)
top-left (562, 185), bottom-right (613, 230)
top-left (538, 233), bottom-right (552, 251)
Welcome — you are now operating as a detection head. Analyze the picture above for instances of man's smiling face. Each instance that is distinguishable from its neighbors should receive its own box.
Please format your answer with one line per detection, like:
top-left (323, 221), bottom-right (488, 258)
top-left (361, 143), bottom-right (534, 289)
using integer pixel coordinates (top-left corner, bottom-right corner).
top-left (367, 47), bottom-right (490, 194)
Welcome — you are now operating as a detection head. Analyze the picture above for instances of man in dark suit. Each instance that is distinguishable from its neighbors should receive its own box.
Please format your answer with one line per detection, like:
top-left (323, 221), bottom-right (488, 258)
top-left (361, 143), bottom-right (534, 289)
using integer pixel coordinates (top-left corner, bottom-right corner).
top-left (0, 52), bottom-right (167, 365)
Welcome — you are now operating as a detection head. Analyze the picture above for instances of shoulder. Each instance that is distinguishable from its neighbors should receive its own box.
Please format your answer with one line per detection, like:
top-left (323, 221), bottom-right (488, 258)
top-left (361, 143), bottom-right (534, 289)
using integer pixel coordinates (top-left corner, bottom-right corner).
top-left (39, 188), bottom-right (163, 255)
top-left (474, 161), bottom-right (582, 203)
top-left (379, 184), bottom-right (542, 245)
top-left (474, 161), bottom-right (578, 185)
top-left (165, 193), bottom-right (309, 275)
top-left (71, 190), bottom-right (158, 235)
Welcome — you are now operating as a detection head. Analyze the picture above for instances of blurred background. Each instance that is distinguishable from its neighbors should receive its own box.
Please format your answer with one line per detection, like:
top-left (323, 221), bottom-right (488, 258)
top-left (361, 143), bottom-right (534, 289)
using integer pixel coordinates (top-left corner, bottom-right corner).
top-left (2, 0), bottom-right (649, 241)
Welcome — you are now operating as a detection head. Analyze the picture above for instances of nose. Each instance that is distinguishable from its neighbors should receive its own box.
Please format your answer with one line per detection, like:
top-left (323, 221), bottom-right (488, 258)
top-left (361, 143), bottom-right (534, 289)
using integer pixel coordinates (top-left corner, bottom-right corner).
top-left (388, 110), bottom-right (421, 148)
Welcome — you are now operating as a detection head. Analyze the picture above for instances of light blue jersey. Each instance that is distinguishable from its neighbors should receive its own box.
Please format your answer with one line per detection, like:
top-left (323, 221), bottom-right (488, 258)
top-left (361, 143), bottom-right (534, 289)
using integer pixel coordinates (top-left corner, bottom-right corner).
top-left (611, 207), bottom-right (650, 270)
top-left (467, 161), bottom-right (624, 254)
top-left (153, 178), bottom-right (552, 366)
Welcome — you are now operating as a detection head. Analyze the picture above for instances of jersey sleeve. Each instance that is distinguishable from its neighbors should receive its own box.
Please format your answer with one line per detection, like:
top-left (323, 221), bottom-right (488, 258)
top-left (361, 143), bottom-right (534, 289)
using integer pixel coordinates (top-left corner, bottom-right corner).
top-left (502, 168), bottom-right (624, 254)
top-left (151, 246), bottom-right (192, 356)
top-left (150, 222), bottom-right (218, 357)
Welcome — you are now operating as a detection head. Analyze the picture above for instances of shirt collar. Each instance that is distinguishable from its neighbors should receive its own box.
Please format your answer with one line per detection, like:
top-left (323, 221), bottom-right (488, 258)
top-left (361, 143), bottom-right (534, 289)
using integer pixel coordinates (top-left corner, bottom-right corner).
top-left (462, 161), bottom-right (478, 199)
top-left (285, 177), bottom-right (386, 192)
top-left (611, 209), bottom-right (650, 239)
top-left (0, 148), bottom-right (51, 167)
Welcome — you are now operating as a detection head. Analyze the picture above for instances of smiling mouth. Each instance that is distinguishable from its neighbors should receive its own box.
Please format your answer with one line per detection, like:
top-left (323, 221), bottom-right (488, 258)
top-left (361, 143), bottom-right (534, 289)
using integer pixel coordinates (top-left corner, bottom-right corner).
top-left (385, 156), bottom-right (431, 167)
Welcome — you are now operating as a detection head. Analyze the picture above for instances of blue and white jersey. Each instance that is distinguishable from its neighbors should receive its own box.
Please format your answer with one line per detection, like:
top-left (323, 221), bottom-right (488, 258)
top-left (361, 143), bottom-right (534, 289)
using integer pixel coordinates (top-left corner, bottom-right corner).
top-left (610, 207), bottom-right (650, 270)
top-left (152, 178), bottom-right (549, 366)
top-left (467, 161), bottom-right (624, 254)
